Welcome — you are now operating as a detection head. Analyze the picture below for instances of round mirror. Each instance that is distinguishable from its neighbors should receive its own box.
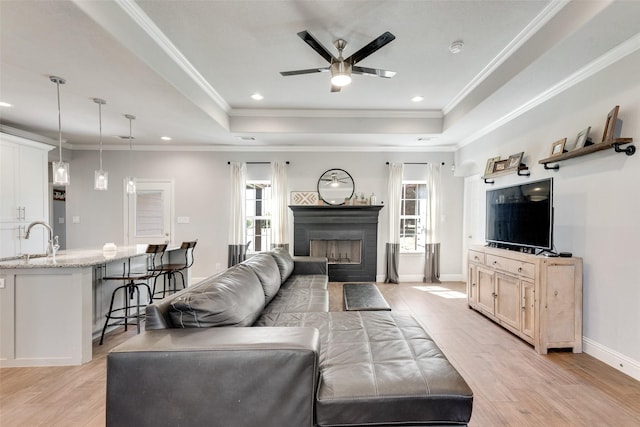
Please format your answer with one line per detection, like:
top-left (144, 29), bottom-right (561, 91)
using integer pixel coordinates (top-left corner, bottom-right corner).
top-left (317, 168), bottom-right (354, 205)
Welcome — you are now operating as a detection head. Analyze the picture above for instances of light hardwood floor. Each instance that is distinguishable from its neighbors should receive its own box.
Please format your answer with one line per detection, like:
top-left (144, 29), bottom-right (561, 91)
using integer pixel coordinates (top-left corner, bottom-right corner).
top-left (1, 282), bottom-right (639, 426)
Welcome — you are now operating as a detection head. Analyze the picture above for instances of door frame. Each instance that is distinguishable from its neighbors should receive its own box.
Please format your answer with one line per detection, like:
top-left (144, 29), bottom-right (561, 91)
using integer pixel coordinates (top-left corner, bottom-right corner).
top-left (123, 178), bottom-right (175, 246)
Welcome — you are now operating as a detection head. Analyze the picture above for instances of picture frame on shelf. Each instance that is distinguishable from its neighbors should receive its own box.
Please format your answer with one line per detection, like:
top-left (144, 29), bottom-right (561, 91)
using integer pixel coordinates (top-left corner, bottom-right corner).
top-left (290, 191), bottom-right (319, 205)
top-left (484, 156), bottom-right (500, 175)
top-left (602, 105), bottom-right (619, 142)
top-left (550, 138), bottom-right (567, 156)
top-left (507, 152), bottom-right (524, 170)
top-left (573, 126), bottom-right (591, 150)
top-left (492, 159), bottom-right (508, 173)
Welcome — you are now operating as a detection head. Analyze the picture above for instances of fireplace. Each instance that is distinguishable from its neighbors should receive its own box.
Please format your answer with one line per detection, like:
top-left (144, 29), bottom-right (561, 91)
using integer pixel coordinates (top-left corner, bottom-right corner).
top-left (290, 205), bottom-right (383, 282)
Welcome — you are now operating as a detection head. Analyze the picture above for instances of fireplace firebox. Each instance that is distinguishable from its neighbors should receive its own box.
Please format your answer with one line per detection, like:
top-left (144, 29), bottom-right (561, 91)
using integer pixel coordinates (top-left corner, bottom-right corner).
top-left (290, 205), bottom-right (383, 282)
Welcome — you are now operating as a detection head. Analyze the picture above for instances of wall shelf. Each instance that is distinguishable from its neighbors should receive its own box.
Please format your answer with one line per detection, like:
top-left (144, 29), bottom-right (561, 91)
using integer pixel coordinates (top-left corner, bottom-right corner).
top-left (538, 138), bottom-right (635, 170)
top-left (482, 164), bottom-right (530, 184)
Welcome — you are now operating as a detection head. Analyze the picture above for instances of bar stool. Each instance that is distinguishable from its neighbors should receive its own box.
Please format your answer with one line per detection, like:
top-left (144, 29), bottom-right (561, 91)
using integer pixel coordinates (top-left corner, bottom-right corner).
top-left (99, 243), bottom-right (167, 345)
top-left (152, 240), bottom-right (197, 300)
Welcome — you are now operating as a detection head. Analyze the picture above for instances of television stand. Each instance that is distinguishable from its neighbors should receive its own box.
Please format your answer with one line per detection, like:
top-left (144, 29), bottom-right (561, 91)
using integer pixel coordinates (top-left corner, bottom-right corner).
top-left (467, 245), bottom-right (583, 354)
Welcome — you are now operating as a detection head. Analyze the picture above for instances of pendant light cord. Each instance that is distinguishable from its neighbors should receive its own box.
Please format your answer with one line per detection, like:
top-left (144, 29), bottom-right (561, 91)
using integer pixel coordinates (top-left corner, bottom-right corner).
top-left (98, 101), bottom-right (103, 170)
top-left (56, 80), bottom-right (63, 163)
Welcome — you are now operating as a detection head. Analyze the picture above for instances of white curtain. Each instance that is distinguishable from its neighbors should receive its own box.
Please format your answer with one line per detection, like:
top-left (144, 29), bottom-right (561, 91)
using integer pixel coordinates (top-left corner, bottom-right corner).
top-left (385, 162), bottom-right (404, 283)
top-left (270, 161), bottom-right (289, 250)
top-left (228, 162), bottom-right (247, 266)
top-left (424, 163), bottom-right (442, 282)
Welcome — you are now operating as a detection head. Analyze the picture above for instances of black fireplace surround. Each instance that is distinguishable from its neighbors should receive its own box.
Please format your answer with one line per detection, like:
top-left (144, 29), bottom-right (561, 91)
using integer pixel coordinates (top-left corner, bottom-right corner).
top-left (290, 205), bottom-right (383, 282)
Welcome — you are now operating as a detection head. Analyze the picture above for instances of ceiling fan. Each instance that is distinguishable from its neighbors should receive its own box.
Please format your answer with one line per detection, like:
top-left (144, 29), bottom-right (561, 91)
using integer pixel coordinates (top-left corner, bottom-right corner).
top-left (280, 30), bottom-right (396, 92)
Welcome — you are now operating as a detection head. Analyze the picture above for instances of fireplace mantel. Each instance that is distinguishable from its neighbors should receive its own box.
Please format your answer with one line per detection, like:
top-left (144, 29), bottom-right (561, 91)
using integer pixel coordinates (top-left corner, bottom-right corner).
top-left (290, 205), bottom-right (383, 281)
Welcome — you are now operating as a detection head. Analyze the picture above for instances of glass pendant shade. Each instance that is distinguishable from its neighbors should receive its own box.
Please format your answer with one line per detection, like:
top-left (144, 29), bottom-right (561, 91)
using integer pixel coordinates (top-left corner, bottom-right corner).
top-left (52, 161), bottom-right (70, 185)
top-left (125, 176), bottom-right (137, 194)
top-left (94, 170), bottom-right (108, 190)
top-left (50, 76), bottom-right (69, 186)
top-left (93, 98), bottom-right (108, 191)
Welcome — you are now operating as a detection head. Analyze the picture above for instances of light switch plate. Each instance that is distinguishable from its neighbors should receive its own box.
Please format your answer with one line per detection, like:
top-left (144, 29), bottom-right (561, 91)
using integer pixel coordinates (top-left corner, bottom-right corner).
top-left (72, 216), bottom-right (80, 224)
top-left (177, 216), bottom-right (190, 224)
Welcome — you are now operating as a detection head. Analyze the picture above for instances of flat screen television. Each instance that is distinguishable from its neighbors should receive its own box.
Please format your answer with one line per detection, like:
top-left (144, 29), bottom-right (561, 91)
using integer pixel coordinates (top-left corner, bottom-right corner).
top-left (486, 178), bottom-right (553, 252)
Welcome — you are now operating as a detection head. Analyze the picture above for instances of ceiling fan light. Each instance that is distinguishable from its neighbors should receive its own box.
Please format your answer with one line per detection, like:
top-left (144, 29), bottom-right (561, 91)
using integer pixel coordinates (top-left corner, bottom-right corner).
top-left (330, 61), bottom-right (352, 87)
top-left (331, 74), bottom-right (352, 87)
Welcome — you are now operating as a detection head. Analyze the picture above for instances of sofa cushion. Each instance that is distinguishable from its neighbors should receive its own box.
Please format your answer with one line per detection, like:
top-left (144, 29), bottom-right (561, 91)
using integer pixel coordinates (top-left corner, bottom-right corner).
top-left (168, 264), bottom-right (265, 328)
top-left (269, 247), bottom-right (294, 283)
top-left (242, 253), bottom-right (282, 304)
top-left (255, 311), bottom-right (474, 426)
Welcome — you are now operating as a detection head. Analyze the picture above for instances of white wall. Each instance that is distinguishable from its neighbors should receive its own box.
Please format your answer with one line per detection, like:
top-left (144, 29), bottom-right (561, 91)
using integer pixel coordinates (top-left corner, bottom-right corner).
top-left (64, 149), bottom-right (464, 282)
top-left (456, 51), bottom-right (640, 379)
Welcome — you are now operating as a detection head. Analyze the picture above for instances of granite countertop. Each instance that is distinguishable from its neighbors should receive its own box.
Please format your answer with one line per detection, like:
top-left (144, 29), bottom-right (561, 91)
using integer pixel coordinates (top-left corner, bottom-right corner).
top-left (0, 246), bottom-right (150, 269)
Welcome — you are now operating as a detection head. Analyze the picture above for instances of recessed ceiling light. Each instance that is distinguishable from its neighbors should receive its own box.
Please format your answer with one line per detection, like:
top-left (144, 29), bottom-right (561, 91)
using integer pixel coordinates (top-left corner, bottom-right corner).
top-left (411, 96), bottom-right (424, 103)
top-left (0, 101), bottom-right (13, 107)
top-left (251, 93), bottom-right (264, 101)
top-left (160, 136), bottom-right (172, 141)
top-left (449, 40), bottom-right (464, 54)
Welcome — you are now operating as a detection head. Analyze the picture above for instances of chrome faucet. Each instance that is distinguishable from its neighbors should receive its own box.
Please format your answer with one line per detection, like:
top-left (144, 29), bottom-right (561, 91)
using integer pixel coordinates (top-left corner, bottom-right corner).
top-left (24, 221), bottom-right (55, 256)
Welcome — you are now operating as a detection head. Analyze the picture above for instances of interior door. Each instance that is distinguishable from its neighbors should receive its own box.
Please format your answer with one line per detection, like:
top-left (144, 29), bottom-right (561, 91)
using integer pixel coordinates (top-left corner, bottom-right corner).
top-left (125, 179), bottom-right (174, 246)
top-left (462, 175), bottom-right (482, 274)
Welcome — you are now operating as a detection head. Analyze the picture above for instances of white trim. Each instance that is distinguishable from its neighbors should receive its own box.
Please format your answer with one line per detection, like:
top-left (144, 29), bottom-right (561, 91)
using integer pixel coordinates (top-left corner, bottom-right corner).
top-left (457, 31), bottom-right (640, 149)
top-left (443, 0), bottom-right (569, 115)
top-left (397, 274), bottom-right (463, 283)
top-left (114, 0), bottom-right (230, 113)
top-left (230, 109), bottom-right (443, 119)
top-left (583, 337), bottom-right (640, 382)
top-left (70, 144), bottom-right (457, 153)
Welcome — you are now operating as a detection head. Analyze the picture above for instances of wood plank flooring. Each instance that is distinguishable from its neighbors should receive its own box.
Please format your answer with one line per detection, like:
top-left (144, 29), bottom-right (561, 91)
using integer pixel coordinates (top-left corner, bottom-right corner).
top-left (1, 281), bottom-right (639, 426)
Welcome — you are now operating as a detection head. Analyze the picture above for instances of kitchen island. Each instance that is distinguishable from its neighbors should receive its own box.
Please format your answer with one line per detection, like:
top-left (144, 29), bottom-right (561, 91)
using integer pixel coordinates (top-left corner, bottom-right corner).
top-left (0, 246), bottom-right (155, 367)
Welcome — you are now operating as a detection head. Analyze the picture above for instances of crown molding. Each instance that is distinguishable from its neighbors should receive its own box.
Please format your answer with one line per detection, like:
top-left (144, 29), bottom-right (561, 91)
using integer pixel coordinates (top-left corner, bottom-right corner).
top-left (70, 143), bottom-right (455, 153)
top-left (229, 108), bottom-right (443, 119)
top-left (443, 0), bottom-right (569, 115)
top-left (113, 0), bottom-right (230, 113)
top-left (456, 31), bottom-right (640, 149)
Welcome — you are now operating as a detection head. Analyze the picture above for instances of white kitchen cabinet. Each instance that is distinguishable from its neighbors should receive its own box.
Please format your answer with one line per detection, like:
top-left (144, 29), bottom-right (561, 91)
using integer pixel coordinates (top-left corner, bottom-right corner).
top-left (0, 133), bottom-right (52, 257)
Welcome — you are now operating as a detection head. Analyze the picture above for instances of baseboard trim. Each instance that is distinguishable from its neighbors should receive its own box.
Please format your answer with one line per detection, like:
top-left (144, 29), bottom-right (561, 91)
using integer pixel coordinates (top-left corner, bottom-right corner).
top-left (583, 337), bottom-right (640, 382)
top-left (373, 274), bottom-right (465, 283)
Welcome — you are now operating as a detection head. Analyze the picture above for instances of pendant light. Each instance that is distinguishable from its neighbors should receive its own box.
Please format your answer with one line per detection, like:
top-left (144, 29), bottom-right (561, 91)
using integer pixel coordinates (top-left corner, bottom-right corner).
top-left (50, 76), bottom-right (70, 185)
top-left (124, 114), bottom-right (136, 194)
top-left (93, 98), bottom-right (108, 191)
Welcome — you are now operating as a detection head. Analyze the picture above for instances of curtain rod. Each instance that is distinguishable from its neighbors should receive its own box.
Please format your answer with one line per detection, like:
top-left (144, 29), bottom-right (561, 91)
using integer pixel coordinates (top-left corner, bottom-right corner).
top-left (385, 162), bottom-right (445, 165)
top-left (227, 161), bottom-right (290, 165)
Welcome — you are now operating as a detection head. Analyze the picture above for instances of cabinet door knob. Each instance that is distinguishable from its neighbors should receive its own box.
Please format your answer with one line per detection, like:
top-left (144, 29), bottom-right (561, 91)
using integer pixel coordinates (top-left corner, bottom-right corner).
top-left (518, 267), bottom-right (523, 272)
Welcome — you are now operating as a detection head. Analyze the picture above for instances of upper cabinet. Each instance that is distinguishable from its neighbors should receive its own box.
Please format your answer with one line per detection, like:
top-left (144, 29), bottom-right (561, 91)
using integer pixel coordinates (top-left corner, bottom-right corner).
top-left (0, 133), bottom-right (52, 257)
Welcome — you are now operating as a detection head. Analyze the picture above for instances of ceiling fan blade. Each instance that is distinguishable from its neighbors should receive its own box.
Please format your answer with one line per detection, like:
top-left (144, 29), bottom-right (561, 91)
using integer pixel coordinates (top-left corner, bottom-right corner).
top-left (346, 31), bottom-right (395, 65)
top-left (330, 84), bottom-right (342, 93)
top-left (280, 67), bottom-right (329, 76)
top-left (297, 30), bottom-right (336, 63)
top-left (352, 66), bottom-right (396, 78)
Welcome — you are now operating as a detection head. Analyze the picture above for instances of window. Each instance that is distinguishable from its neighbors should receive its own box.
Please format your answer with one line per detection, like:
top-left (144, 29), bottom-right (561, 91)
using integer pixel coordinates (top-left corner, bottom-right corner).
top-left (400, 182), bottom-right (428, 252)
top-left (246, 181), bottom-right (271, 253)
top-left (135, 190), bottom-right (164, 238)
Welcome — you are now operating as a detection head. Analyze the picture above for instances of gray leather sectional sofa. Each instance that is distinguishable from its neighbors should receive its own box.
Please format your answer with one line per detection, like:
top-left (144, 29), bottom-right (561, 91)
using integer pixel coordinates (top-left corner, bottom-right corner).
top-left (106, 248), bottom-right (473, 427)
